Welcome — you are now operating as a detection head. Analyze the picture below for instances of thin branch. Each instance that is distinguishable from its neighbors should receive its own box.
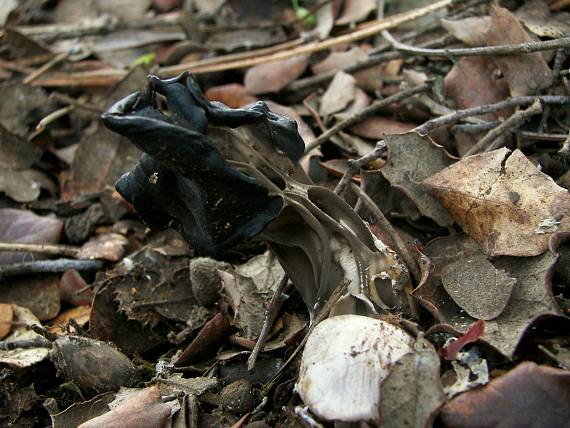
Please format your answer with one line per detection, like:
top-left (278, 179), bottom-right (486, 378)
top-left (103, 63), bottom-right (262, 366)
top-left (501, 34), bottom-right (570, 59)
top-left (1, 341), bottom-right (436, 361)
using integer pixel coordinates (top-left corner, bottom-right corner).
top-left (464, 99), bottom-right (543, 156)
top-left (350, 184), bottom-right (420, 283)
top-left (161, 0), bottom-right (452, 75)
top-left (32, 0), bottom-right (453, 87)
top-left (0, 259), bottom-right (104, 279)
top-left (288, 34), bottom-right (452, 93)
top-left (303, 83), bottom-right (431, 155)
top-left (23, 52), bottom-right (67, 85)
top-left (0, 242), bottom-right (80, 258)
top-left (247, 274), bottom-right (289, 372)
top-left (382, 30), bottom-right (570, 58)
top-left (413, 95), bottom-right (570, 135)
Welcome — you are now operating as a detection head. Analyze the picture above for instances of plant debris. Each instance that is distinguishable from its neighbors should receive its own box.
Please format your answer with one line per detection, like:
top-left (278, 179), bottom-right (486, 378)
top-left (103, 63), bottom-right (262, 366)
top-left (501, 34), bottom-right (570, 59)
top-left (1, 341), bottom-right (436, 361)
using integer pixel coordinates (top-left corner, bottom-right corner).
top-left (1, 0), bottom-right (569, 426)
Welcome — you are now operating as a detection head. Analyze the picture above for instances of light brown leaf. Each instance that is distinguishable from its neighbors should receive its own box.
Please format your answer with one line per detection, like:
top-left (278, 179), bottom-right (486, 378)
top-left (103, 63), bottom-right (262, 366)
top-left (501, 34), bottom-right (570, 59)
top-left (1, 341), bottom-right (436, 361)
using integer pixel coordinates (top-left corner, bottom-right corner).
top-left (319, 71), bottom-right (356, 118)
top-left (311, 47), bottom-right (368, 75)
top-left (205, 83), bottom-right (258, 108)
top-left (79, 386), bottom-right (172, 428)
top-left (244, 54), bottom-right (309, 94)
top-left (349, 116), bottom-right (416, 139)
top-left (423, 148), bottom-right (570, 256)
top-left (77, 233), bottom-right (128, 262)
top-left (336, 0), bottom-right (377, 25)
top-left (441, 17), bottom-right (491, 46)
top-left (0, 303), bottom-right (13, 340)
top-left (485, 5), bottom-right (553, 96)
top-left (444, 57), bottom-right (511, 121)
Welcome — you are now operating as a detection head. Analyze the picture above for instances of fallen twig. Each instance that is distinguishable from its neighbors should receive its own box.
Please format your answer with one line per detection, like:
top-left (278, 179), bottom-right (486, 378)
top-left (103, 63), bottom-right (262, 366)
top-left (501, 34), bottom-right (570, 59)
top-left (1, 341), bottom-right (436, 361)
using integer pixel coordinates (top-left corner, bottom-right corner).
top-left (413, 95), bottom-right (570, 135)
top-left (382, 30), bottom-right (570, 58)
top-left (464, 99), bottom-right (543, 156)
top-left (32, 0), bottom-right (453, 87)
top-left (350, 184), bottom-right (421, 283)
top-left (0, 242), bottom-right (80, 258)
top-left (0, 258), bottom-right (104, 279)
top-left (303, 83), bottom-right (431, 154)
top-left (247, 274), bottom-right (289, 372)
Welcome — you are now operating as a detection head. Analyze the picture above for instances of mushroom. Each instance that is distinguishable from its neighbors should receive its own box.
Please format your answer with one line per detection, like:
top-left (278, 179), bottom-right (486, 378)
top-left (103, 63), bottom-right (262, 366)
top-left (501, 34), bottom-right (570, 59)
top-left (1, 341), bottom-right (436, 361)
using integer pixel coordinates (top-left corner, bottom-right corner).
top-left (101, 73), bottom-right (409, 317)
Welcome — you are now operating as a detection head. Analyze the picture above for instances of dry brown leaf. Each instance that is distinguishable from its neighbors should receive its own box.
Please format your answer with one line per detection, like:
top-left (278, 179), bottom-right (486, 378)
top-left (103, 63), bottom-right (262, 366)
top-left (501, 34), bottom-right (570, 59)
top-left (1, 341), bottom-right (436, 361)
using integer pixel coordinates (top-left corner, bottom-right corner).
top-left (320, 71), bottom-right (356, 118)
top-left (0, 303), bottom-right (13, 340)
top-left (414, 234), bottom-right (565, 358)
top-left (205, 83), bottom-right (258, 108)
top-left (1, 196), bottom-right (59, 250)
top-left (424, 148), bottom-right (570, 256)
top-left (333, 88), bottom-right (371, 122)
top-left (48, 305), bottom-right (91, 336)
top-left (59, 269), bottom-right (94, 306)
top-left (444, 57), bottom-right (511, 121)
top-left (515, 0), bottom-right (570, 38)
top-left (349, 116), bottom-right (416, 139)
top-left (310, 1), bottom-right (334, 40)
top-left (441, 17), bottom-right (491, 46)
top-left (244, 54), bottom-right (309, 95)
top-left (79, 386), bottom-right (172, 428)
top-left (77, 232), bottom-right (128, 262)
top-left (311, 47), bottom-right (368, 75)
top-left (441, 254), bottom-right (516, 320)
top-left (219, 251), bottom-right (284, 339)
top-left (439, 362), bottom-right (570, 427)
top-left (485, 5), bottom-right (553, 96)
top-left (380, 132), bottom-right (455, 227)
top-left (0, 124), bottom-right (41, 169)
top-left (336, 0), bottom-right (376, 25)
top-left (0, 275), bottom-right (60, 321)
top-left (0, 305), bottom-right (50, 369)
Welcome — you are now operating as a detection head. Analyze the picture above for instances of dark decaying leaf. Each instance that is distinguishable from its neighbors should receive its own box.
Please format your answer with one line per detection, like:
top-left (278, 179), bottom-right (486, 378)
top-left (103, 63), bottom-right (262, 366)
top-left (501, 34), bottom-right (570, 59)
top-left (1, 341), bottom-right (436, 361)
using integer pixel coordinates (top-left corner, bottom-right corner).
top-left (441, 254), bottom-right (516, 320)
top-left (414, 234), bottom-right (566, 358)
top-left (51, 392), bottom-right (115, 428)
top-left (439, 362), bottom-right (570, 428)
top-left (174, 312), bottom-right (231, 367)
top-left (52, 335), bottom-right (138, 394)
top-left (0, 274), bottom-right (60, 321)
top-left (378, 335), bottom-right (445, 428)
top-left (380, 132), bottom-right (455, 227)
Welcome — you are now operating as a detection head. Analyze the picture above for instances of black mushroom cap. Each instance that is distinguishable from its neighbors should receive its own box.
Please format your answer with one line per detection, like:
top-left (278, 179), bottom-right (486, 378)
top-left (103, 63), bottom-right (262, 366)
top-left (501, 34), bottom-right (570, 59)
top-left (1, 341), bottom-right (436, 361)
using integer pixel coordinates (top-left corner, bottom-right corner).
top-left (101, 72), bottom-right (305, 255)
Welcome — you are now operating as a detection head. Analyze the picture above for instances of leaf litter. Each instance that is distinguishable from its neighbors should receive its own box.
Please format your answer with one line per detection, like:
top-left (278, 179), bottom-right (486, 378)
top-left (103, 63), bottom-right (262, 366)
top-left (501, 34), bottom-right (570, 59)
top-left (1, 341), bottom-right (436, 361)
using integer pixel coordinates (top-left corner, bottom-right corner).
top-left (0, 0), bottom-right (569, 426)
